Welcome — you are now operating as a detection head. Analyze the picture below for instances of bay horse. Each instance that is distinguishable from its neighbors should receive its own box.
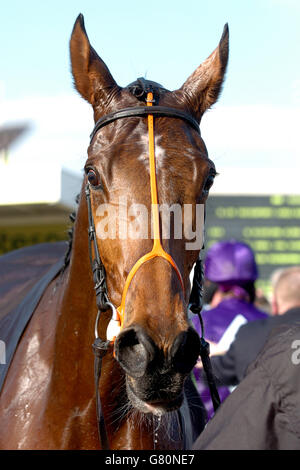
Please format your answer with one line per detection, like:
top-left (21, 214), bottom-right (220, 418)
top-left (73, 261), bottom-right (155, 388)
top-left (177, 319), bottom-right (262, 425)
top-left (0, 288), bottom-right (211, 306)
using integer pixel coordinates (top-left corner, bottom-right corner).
top-left (0, 15), bottom-right (229, 450)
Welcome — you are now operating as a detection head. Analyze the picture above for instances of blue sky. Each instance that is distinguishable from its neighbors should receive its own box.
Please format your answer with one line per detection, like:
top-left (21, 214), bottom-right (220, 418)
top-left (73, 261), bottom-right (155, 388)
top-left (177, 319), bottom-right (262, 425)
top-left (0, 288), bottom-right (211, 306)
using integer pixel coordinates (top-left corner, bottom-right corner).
top-left (1, 0), bottom-right (300, 177)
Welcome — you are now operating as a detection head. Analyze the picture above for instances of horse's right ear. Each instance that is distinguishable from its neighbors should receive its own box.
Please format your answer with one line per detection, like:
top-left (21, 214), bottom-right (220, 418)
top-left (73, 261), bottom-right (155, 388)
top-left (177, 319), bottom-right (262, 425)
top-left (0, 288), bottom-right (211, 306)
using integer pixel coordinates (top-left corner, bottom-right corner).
top-left (70, 14), bottom-right (119, 109)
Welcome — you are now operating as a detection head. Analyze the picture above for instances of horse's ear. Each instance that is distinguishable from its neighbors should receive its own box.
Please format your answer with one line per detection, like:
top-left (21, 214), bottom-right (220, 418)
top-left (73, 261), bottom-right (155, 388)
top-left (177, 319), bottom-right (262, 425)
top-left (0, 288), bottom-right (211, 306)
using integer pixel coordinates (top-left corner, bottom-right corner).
top-left (178, 24), bottom-right (229, 119)
top-left (70, 14), bottom-right (119, 108)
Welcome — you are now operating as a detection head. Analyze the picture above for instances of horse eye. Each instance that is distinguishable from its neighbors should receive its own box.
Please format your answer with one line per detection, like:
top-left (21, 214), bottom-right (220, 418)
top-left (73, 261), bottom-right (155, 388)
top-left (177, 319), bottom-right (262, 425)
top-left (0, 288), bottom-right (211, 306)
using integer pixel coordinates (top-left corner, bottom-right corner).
top-left (87, 168), bottom-right (101, 188)
top-left (203, 175), bottom-right (215, 192)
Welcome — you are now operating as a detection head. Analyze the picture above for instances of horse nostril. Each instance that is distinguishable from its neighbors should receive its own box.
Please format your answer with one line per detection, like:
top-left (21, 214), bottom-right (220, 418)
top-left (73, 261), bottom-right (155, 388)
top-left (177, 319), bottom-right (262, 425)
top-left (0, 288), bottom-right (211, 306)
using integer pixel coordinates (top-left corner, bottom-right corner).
top-left (114, 326), bottom-right (156, 378)
top-left (170, 327), bottom-right (200, 374)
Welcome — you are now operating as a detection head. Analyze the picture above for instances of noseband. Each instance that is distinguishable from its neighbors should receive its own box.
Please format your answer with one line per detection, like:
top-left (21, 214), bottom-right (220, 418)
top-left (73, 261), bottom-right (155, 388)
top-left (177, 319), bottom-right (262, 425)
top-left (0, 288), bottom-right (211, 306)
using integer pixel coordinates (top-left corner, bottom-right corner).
top-left (85, 78), bottom-right (220, 449)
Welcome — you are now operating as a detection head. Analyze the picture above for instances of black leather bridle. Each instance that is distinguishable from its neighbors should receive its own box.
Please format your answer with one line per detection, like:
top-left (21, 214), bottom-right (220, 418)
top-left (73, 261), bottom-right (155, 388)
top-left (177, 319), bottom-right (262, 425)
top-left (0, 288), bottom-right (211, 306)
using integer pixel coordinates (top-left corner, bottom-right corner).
top-left (85, 78), bottom-right (220, 450)
top-left (90, 105), bottom-right (201, 142)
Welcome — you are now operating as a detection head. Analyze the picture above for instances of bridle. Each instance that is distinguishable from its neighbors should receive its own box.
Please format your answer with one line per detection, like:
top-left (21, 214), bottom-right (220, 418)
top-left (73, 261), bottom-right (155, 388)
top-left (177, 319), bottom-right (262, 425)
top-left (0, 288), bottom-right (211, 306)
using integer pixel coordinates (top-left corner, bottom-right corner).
top-left (85, 78), bottom-right (220, 449)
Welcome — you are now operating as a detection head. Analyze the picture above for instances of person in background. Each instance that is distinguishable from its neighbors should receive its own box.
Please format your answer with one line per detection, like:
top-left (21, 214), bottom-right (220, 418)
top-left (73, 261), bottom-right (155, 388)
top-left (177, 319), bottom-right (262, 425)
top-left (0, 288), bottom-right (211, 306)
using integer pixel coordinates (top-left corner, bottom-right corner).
top-left (253, 267), bottom-right (286, 315)
top-left (192, 240), bottom-right (267, 420)
top-left (192, 267), bottom-right (300, 450)
top-left (254, 287), bottom-right (271, 314)
top-left (202, 279), bottom-right (219, 310)
top-left (209, 266), bottom-right (300, 387)
top-left (269, 267), bottom-right (285, 315)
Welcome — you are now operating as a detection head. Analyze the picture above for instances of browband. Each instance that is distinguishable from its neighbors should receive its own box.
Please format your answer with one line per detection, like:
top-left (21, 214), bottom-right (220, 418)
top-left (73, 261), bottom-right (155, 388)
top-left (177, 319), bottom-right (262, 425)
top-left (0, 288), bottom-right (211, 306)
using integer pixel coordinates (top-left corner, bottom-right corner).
top-left (90, 106), bottom-right (201, 142)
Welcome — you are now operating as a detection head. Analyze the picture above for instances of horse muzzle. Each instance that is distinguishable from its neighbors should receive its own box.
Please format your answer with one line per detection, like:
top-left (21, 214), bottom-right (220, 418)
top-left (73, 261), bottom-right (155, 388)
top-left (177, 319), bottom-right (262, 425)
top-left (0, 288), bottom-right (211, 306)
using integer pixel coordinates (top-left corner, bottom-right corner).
top-left (114, 324), bottom-right (200, 414)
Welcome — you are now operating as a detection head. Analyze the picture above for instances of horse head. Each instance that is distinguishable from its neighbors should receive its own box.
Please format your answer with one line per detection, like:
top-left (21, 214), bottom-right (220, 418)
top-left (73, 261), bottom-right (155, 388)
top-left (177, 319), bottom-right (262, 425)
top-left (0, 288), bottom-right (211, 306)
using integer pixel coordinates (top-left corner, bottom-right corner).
top-left (70, 14), bottom-right (228, 417)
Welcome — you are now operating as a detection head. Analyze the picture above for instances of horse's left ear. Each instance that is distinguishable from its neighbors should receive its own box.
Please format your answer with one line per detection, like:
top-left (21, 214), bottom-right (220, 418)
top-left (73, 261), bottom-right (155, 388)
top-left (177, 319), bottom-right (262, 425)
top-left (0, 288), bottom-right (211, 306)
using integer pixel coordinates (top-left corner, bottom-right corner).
top-left (69, 14), bottom-right (120, 109)
top-left (178, 24), bottom-right (229, 119)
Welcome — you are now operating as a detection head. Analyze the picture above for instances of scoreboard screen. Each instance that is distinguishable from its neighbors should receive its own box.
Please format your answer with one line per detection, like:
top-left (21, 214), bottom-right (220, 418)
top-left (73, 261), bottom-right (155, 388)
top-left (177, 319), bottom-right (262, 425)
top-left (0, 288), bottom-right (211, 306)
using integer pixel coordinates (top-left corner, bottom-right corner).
top-left (205, 194), bottom-right (300, 293)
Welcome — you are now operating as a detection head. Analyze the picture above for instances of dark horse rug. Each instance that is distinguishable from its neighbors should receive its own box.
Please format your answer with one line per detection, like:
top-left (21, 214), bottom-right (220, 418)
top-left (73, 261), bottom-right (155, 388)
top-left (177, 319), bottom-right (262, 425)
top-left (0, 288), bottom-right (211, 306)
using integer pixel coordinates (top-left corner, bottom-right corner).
top-left (0, 242), bottom-right (66, 391)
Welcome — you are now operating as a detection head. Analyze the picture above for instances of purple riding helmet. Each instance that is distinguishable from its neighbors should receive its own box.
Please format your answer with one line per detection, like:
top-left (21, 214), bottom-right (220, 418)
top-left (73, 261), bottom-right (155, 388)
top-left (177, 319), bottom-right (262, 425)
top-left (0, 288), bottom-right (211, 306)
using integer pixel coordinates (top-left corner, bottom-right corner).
top-left (204, 240), bottom-right (258, 301)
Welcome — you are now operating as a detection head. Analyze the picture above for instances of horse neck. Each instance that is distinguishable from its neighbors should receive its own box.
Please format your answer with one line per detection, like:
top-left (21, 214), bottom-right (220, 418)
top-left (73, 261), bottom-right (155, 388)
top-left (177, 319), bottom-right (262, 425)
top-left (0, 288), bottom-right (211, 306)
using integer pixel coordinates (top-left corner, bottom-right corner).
top-left (43, 189), bottom-right (101, 447)
top-left (59, 188), bottom-right (95, 351)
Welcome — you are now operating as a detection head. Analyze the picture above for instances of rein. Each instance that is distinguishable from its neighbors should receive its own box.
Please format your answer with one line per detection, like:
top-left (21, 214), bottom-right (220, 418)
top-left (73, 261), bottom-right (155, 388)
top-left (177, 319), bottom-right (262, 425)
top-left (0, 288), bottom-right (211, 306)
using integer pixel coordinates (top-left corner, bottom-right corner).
top-left (85, 81), bottom-right (220, 449)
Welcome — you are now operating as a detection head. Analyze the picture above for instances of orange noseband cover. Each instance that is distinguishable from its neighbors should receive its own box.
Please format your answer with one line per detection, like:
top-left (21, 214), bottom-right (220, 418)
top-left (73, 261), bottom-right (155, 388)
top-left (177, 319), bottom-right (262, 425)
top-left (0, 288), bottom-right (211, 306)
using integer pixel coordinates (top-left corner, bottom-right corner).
top-left (116, 92), bottom-right (184, 328)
